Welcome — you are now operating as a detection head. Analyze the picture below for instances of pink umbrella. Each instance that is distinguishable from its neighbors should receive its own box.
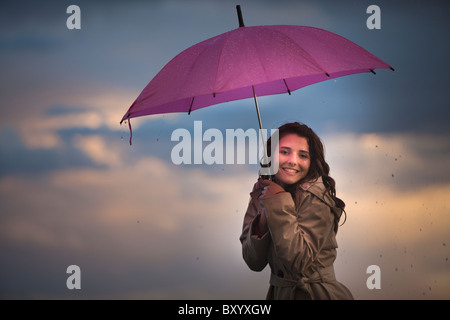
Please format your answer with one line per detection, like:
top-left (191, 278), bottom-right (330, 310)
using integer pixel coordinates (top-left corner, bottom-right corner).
top-left (121, 6), bottom-right (393, 144)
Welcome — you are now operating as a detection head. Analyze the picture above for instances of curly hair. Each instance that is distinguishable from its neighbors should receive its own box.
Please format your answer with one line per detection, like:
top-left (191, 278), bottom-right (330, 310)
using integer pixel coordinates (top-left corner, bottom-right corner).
top-left (264, 122), bottom-right (346, 229)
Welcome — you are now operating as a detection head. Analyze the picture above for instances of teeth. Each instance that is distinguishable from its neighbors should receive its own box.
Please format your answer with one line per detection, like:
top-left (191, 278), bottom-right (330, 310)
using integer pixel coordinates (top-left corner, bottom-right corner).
top-left (283, 168), bottom-right (298, 173)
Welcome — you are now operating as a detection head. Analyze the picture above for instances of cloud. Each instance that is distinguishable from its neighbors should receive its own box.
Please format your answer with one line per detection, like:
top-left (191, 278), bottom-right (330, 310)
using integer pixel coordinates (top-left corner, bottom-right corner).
top-left (1, 0), bottom-right (449, 299)
top-left (1, 131), bottom-right (449, 299)
top-left (8, 86), bottom-right (136, 149)
top-left (73, 134), bottom-right (122, 167)
top-left (0, 151), bottom-right (259, 298)
top-left (324, 132), bottom-right (450, 191)
top-left (324, 132), bottom-right (450, 299)
top-left (335, 181), bottom-right (450, 299)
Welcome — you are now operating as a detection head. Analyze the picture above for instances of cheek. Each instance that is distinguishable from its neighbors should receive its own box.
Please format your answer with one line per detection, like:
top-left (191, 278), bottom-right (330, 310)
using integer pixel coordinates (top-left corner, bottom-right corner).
top-left (301, 159), bottom-right (311, 171)
top-left (276, 154), bottom-right (287, 165)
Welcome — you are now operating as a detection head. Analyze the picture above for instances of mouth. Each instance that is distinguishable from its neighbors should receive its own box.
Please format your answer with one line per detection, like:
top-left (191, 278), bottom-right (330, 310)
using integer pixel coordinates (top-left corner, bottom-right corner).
top-left (281, 167), bottom-right (300, 175)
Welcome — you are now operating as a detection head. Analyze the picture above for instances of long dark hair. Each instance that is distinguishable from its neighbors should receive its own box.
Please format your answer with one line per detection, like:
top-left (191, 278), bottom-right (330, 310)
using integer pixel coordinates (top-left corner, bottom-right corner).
top-left (264, 122), bottom-right (346, 230)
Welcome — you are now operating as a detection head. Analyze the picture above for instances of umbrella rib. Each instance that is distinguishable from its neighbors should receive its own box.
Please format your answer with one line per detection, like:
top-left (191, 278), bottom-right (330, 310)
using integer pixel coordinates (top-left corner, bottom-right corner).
top-left (259, 26), bottom-right (330, 77)
top-left (251, 32), bottom-right (272, 85)
top-left (283, 79), bottom-right (291, 95)
top-left (188, 96), bottom-right (195, 115)
top-left (212, 30), bottom-right (234, 96)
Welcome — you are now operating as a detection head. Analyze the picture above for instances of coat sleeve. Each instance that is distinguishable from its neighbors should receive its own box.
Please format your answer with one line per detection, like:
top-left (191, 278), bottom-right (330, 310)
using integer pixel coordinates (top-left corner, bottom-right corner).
top-left (239, 186), bottom-right (271, 272)
top-left (262, 191), bottom-right (335, 274)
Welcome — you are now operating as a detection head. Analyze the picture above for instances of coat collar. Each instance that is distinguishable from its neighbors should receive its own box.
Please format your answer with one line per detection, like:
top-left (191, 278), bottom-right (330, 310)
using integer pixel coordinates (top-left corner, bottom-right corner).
top-left (299, 176), bottom-right (335, 208)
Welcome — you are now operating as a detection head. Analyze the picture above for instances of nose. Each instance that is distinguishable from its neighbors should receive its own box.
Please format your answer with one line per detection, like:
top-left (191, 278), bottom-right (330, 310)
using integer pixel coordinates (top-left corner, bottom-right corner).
top-left (287, 153), bottom-right (298, 166)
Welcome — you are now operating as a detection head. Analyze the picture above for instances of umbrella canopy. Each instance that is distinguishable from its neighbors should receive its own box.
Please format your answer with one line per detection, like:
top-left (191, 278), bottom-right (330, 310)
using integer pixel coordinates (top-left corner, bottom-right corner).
top-left (121, 6), bottom-right (393, 141)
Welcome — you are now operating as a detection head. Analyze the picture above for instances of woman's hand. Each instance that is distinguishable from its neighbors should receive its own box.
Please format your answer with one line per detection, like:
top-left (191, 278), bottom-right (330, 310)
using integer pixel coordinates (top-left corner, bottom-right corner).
top-left (259, 180), bottom-right (285, 199)
top-left (252, 179), bottom-right (285, 237)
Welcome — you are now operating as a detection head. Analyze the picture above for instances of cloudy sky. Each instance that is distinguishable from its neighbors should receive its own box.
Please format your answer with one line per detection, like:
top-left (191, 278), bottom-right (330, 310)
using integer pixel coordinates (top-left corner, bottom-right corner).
top-left (1, 0), bottom-right (449, 299)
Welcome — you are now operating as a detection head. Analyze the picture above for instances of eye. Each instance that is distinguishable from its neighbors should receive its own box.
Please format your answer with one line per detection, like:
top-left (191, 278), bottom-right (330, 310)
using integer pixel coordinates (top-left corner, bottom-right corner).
top-left (299, 153), bottom-right (310, 159)
top-left (280, 150), bottom-right (289, 155)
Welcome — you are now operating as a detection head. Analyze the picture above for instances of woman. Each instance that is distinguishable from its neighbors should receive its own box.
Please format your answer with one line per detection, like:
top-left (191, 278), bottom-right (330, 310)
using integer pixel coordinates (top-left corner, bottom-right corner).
top-left (240, 122), bottom-right (353, 300)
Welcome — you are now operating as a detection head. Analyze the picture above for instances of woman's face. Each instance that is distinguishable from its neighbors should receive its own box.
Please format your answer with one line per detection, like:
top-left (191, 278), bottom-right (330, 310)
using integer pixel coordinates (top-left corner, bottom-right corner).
top-left (274, 133), bottom-right (311, 186)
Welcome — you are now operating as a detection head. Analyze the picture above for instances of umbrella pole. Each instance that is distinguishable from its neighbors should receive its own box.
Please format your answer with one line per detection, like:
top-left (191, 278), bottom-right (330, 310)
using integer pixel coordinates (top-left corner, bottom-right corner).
top-left (252, 86), bottom-right (270, 172)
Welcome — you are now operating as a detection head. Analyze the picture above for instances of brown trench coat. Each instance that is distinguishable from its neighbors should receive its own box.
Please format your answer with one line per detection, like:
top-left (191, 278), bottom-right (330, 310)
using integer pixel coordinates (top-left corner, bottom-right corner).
top-left (240, 176), bottom-right (353, 300)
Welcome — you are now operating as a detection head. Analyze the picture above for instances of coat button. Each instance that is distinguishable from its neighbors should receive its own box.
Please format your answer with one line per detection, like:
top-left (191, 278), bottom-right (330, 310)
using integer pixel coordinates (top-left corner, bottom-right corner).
top-left (277, 270), bottom-right (284, 278)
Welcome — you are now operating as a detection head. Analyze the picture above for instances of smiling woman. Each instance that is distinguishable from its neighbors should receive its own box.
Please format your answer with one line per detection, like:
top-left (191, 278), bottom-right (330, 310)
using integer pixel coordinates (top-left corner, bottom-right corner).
top-left (275, 134), bottom-right (311, 185)
top-left (240, 122), bottom-right (353, 300)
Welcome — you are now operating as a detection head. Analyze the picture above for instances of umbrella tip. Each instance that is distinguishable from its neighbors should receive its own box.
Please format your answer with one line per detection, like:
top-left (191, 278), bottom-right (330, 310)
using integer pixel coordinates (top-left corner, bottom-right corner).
top-left (236, 5), bottom-right (245, 27)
